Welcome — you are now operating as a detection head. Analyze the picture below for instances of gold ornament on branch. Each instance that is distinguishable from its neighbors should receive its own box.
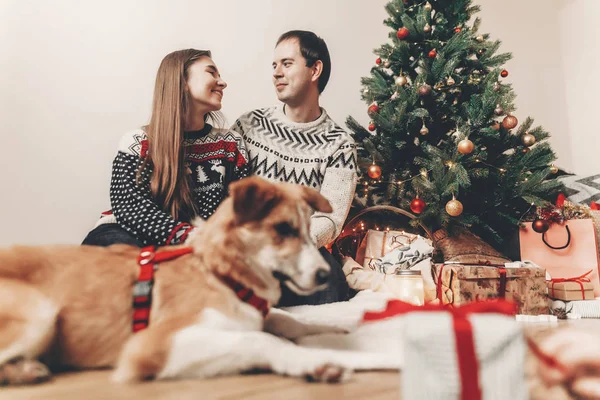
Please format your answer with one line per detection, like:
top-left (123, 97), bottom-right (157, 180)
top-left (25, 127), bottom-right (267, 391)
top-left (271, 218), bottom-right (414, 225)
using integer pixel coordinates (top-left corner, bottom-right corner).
top-left (420, 123), bottom-right (429, 136)
top-left (521, 133), bottom-right (536, 147)
top-left (395, 75), bottom-right (408, 86)
top-left (446, 76), bottom-right (456, 86)
top-left (446, 196), bottom-right (464, 217)
top-left (457, 139), bottom-right (474, 154)
top-left (384, 59), bottom-right (392, 68)
top-left (476, 35), bottom-right (484, 42)
top-left (423, 23), bottom-right (432, 33)
top-left (424, 1), bottom-right (432, 11)
top-left (550, 165), bottom-right (559, 174)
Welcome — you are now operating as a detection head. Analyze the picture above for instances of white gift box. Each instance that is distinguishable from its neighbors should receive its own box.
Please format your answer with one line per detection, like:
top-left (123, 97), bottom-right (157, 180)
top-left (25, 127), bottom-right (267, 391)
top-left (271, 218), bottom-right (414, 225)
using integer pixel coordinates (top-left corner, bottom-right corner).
top-left (401, 311), bottom-right (528, 400)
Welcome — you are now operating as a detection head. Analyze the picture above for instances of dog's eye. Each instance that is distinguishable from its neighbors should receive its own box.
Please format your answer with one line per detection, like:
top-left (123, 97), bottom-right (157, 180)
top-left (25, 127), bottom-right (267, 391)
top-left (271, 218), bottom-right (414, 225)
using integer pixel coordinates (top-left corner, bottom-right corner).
top-left (274, 222), bottom-right (299, 238)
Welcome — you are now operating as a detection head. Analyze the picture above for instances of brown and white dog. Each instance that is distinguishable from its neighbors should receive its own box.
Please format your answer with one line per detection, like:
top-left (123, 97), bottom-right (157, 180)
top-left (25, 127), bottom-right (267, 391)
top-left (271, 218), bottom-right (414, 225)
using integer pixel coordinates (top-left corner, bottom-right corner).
top-left (0, 176), bottom-right (395, 385)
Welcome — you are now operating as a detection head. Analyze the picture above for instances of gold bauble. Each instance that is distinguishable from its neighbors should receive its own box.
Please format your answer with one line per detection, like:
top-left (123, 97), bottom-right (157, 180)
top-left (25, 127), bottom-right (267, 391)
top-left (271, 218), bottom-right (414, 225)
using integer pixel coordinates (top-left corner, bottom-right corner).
top-left (384, 60), bottom-right (392, 68)
top-left (476, 35), bottom-right (484, 42)
top-left (446, 76), bottom-right (456, 86)
top-left (521, 133), bottom-right (536, 147)
top-left (493, 82), bottom-right (501, 92)
top-left (420, 125), bottom-right (430, 135)
top-left (423, 23), bottom-right (432, 33)
top-left (368, 164), bottom-right (382, 179)
top-left (457, 139), bottom-right (474, 155)
top-left (446, 198), bottom-right (464, 217)
top-left (550, 165), bottom-right (559, 174)
top-left (395, 75), bottom-right (408, 86)
top-left (424, 1), bottom-right (432, 11)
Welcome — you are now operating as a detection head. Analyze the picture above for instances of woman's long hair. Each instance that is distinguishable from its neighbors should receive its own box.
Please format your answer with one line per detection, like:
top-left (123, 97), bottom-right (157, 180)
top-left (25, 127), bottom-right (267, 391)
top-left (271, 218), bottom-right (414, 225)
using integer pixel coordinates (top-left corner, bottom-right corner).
top-left (141, 49), bottom-right (223, 221)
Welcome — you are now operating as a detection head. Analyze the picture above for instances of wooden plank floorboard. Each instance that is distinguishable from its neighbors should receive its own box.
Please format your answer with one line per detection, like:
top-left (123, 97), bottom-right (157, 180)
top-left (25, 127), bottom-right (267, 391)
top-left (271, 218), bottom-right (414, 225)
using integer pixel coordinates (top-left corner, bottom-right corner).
top-left (0, 371), bottom-right (401, 400)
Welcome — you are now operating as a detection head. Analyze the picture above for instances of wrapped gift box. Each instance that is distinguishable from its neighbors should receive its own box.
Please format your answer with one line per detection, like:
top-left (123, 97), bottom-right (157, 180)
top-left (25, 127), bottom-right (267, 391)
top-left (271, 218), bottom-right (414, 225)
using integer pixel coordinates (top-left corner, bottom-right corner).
top-left (434, 263), bottom-right (548, 315)
top-left (361, 300), bottom-right (527, 400)
top-left (547, 280), bottom-right (594, 301)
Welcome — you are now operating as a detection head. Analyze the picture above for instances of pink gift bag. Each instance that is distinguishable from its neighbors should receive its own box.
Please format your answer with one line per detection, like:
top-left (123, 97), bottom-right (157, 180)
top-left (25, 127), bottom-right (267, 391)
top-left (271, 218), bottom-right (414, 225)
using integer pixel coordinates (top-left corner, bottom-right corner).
top-left (520, 219), bottom-right (600, 296)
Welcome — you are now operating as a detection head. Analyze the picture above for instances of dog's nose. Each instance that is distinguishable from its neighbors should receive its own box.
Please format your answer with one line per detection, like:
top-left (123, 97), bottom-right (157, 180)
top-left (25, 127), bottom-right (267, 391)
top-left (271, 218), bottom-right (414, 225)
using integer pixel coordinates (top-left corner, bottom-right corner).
top-left (315, 268), bottom-right (330, 285)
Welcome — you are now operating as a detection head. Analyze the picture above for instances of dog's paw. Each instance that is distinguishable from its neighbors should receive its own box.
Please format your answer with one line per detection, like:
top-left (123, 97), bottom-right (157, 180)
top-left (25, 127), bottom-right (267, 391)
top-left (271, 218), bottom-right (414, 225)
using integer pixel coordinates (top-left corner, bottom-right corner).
top-left (305, 364), bottom-right (352, 383)
top-left (0, 358), bottom-right (51, 386)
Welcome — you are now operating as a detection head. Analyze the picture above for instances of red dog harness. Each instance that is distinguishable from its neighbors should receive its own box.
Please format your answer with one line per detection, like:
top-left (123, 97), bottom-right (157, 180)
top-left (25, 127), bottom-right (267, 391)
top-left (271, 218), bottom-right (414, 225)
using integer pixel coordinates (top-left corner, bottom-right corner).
top-left (132, 246), bottom-right (270, 332)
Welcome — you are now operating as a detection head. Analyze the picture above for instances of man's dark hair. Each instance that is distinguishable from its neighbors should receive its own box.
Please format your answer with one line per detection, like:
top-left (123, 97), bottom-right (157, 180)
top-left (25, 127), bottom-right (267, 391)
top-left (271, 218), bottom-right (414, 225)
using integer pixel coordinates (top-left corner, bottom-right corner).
top-left (276, 30), bottom-right (331, 94)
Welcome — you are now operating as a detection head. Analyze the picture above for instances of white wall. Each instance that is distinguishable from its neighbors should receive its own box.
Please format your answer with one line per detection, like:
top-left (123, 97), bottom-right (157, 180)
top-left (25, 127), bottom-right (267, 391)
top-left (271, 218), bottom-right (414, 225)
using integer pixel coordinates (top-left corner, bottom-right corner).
top-left (558, 0), bottom-right (600, 176)
top-left (0, 0), bottom-right (584, 246)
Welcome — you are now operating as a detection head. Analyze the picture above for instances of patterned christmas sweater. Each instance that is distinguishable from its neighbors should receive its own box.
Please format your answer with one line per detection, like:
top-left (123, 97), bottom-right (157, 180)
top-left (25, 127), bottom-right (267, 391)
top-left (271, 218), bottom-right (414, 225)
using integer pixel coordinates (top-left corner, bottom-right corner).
top-left (95, 124), bottom-right (249, 246)
top-left (232, 106), bottom-right (358, 248)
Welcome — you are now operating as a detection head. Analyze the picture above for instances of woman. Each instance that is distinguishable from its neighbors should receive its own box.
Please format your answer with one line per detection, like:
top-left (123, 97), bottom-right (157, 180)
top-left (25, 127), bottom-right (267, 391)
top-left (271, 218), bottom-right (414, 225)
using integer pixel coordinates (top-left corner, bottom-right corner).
top-left (83, 49), bottom-right (249, 247)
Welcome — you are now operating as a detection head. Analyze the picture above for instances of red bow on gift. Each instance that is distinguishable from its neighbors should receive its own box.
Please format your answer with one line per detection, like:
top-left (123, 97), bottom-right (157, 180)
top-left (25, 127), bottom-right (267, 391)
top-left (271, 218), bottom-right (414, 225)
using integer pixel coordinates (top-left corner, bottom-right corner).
top-left (591, 202), bottom-right (600, 210)
top-left (363, 299), bottom-right (517, 400)
top-left (549, 270), bottom-right (593, 299)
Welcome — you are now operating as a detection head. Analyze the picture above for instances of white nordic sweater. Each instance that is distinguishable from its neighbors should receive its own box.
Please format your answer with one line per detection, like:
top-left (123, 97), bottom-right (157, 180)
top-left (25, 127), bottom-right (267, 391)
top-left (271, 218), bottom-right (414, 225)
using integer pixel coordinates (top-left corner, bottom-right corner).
top-left (232, 106), bottom-right (358, 248)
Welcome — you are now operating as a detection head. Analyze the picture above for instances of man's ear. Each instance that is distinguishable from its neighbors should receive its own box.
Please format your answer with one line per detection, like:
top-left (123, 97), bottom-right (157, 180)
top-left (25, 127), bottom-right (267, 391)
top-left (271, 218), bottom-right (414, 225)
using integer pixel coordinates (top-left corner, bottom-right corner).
top-left (230, 177), bottom-right (281, 225)
top-left (311, 60), bottom-right (323, 83)
top-left (300, 186), bottom-right (332, 213)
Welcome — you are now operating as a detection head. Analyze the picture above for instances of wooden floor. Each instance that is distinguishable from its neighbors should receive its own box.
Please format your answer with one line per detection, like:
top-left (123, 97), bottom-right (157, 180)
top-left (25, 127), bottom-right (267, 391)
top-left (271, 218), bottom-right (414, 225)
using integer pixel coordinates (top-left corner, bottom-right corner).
top-left (3, 320), bottom-right (597, 399)
top-left (0, 371), bottom-right (400, 400)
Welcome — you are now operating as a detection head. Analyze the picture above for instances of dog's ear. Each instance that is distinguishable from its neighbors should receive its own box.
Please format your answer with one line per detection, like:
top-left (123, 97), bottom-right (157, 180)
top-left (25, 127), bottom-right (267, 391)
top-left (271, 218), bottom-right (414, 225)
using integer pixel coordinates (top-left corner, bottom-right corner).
top-left (300, 186), bottom-right (333, 213)
top-left (230, 177), bottom-right (281, 225)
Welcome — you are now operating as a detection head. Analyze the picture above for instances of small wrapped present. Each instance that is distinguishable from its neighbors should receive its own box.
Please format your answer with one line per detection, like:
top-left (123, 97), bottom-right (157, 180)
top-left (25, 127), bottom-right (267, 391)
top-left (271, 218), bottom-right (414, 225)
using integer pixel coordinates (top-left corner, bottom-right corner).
top-left (547, 270), bottom-right (595, 301)
top-left (434, 262), bottom-right (548, 315)
top-left (343, 234), bottom-right (437, 302)
top-left (356, 229), bottom-right (426, 268)
top-left (362, 299), bottom-right (526, 400)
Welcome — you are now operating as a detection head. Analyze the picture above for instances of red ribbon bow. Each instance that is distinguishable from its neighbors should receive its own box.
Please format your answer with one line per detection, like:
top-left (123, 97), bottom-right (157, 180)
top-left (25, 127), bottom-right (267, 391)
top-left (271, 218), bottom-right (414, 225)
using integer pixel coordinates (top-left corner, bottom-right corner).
top-left (549, 270), bottom-right (593, 299)
top-left (591, 202), bottom-right (600, 210)
top-left (363, 299), bottom-right (517, 400)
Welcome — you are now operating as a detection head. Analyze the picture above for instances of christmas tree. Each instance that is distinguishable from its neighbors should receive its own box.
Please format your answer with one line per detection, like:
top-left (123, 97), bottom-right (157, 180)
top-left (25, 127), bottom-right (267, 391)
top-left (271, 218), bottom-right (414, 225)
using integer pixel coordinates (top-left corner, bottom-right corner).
top-left (346, 0), bottom-right (564, 247)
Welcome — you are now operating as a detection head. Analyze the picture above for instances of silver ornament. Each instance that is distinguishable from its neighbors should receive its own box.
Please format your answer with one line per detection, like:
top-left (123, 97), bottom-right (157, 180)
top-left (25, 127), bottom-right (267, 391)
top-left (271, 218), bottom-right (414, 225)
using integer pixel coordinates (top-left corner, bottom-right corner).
top-left (494, 104), bottom-right (504, 116)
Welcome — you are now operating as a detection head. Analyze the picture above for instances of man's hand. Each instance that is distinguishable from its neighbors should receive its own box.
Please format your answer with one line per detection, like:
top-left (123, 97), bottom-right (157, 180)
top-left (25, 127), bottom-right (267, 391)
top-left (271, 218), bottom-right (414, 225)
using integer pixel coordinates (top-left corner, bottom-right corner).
top-left (537, 327), bottom-right (600, 399)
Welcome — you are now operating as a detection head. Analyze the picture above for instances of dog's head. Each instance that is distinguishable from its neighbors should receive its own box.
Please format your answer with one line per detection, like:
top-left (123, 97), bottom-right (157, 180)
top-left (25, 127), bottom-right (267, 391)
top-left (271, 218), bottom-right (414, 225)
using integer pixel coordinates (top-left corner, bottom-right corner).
top-left (189, 176), bottom-right (333, 302)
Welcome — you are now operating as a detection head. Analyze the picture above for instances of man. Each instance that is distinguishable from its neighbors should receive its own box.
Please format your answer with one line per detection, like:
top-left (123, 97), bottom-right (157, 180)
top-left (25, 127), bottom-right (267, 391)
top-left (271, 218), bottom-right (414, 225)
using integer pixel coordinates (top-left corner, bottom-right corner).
top-left (232, 30), bottom-right (358, 306)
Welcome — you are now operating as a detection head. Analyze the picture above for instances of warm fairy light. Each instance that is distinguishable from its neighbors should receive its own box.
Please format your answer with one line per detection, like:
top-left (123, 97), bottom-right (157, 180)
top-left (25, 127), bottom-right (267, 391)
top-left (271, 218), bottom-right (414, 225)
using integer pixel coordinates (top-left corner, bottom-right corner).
top-left (420, 170), bottom-right (428, 177)
top-left (499, 168), bottom-right (507, 173)
top-left (446, 161), bottom-right (455, 168)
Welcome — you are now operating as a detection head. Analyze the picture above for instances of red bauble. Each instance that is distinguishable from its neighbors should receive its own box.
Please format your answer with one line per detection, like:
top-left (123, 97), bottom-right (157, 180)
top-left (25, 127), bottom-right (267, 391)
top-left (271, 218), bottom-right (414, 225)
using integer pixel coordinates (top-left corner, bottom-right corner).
top-left (532, 219), bottom-right (550, 234)
top-left (368, 122), bottom-right (377, 132)
top-left (410, 197), bottom-right (426, 214)
top-left (500, 69), bottom-right (509, 78)
top-left (368, 104), bottom-right (380, 115)
top-left (376, 57), bottom-right (382, 65)
top-left (397, 27), bottom-right (410, 40)
top-left (428, 49), bottom-right (437, 58)
top-left (368, 164), bottom-right (382, 179)
top-left (454, 27), bottom-right (462, 33)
